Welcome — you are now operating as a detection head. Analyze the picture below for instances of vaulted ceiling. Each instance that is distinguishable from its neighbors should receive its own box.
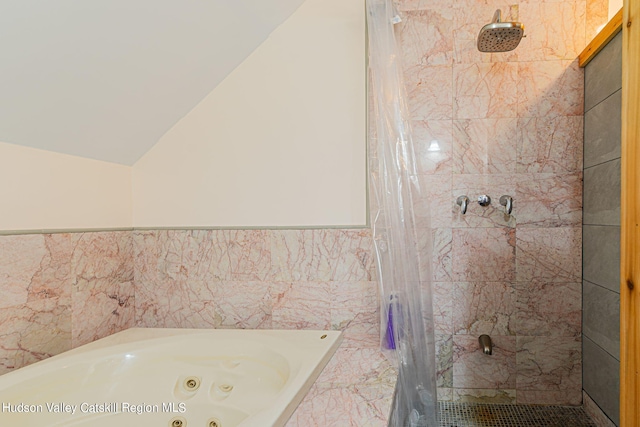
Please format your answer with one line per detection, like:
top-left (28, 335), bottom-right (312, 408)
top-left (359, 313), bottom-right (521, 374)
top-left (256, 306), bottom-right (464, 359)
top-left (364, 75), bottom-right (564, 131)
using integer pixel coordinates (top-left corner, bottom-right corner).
top-left (0, 0), bottom-right (306, 164)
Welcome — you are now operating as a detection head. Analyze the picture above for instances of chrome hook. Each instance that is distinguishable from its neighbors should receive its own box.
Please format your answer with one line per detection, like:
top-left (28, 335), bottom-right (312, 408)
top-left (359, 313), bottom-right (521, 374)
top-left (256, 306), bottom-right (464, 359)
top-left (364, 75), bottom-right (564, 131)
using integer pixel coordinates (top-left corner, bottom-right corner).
top-left (456, 196), bottom-right (469, 214)
top-left (499, 195), bottom-right (513, 215)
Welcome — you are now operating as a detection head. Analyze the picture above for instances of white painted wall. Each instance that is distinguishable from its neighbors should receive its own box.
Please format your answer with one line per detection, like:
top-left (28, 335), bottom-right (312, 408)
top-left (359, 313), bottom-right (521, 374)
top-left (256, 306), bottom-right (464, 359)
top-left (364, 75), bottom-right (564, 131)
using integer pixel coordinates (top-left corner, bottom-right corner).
top-left (0, 0), bottom-right (306, 165)
top-left (133, 0), bottom-right (366, 227)
top-left (0, 142), bottom-right (132, 231)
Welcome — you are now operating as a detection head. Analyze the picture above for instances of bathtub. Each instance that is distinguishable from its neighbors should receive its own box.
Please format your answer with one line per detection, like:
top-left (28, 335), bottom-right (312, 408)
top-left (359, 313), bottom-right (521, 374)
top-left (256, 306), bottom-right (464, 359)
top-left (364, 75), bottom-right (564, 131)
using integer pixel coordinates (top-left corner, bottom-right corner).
top-left (0, 328), bottom-right (342, 427)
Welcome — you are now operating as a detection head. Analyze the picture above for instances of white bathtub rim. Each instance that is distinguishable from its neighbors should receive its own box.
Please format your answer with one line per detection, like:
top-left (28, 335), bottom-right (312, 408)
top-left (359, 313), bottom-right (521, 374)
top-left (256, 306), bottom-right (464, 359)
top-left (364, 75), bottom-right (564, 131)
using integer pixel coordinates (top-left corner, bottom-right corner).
top-left (0, 328), bottom-right (343, 427)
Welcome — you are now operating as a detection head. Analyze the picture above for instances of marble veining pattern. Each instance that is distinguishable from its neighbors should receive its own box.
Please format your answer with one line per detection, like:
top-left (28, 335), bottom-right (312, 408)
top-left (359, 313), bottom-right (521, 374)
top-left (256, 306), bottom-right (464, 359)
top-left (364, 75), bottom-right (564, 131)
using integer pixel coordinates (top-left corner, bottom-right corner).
top-left (516, 227), bottom-right (581, 282)
top-left (270, 229), bottom-right (373, 282)
top-left (0, 235), bottom-right (48, 308)
top-left (33, 234), bottom-right (75, 305)
top-left (155, 230), bottom-right (216, 283)
top-left (436, 334), bottom-right (454, 388)
top-left (316, 348), bottom-right (396, 387)
top-left (286, 348), bottom-right (395, 427)
top-left (70, 231), bottom-right (134, 347)
top-left (0, 231), bottom-right (134, 372)
top-left (451, 228), bottom-right (516, 282)
top-left (516, 116), bottom-right (584, 174)
top-left (215, 281), bottom-right (272, 329)
top-left (404, 65), bottom-right (453, 120)
top-left (271, 281), bottom-right (332, 330)
top-left (454, 62), bottom-right (518, 119)
top-left (453, 119), bottom-right (519, 175)
top-left (134, 230), bottom-right (378, 338)
top-left (223, 230), bottom-right (272, 281)
top-left (396, 0), bottom-right (454, 11)
top-left (516, 336), bottom-right (582, 392)
top-left (0, 298), bottom-right (70, 375)
top-left (518, 1), bottom-right (586, 62)
top-left (330, 281), bottom-right (379, 349)
top-left (586, 0), bottom-right (609, 42)
top-left (285, 384), bottom-right (391, 427)
top-left (136, 278), bottom-right (219, 329)
top-left (432, 282), bottom-right (453, 335)
top-left (453, 335), bottom-right (517, 389)
top-left (398, 9), bottom-right (454, 67)
top-left (515, 172), bottom-right (583, 227)
top-left (453, 282), bottom-right (516, 336)
top-left (517, 60), bottom-right (584, 118)
top-left (416, 174), bottom-right (453, 229)
top-left (515, 281), bottom-right (581, 337)
top-left (430, 228), bottom-right (453, 282)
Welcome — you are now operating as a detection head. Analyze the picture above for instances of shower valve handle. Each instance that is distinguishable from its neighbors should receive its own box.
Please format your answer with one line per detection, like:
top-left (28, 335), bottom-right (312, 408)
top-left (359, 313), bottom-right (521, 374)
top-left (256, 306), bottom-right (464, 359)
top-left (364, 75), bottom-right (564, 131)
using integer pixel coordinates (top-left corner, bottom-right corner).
top-left (499, 195), bottom-right (513, 215)
top-left (456, 196), bottom-right (469, 215)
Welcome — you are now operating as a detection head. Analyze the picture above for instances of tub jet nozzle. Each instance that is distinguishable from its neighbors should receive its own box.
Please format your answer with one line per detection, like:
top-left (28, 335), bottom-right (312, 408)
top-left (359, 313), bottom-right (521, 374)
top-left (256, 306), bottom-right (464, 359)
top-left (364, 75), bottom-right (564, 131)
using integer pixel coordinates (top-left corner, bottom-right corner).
top-left (479, 334), bottom-right (492, 355)
top-left (170, 417), bottom-right (186, 427)
top-left (183, 376), bottom-right (200, 391)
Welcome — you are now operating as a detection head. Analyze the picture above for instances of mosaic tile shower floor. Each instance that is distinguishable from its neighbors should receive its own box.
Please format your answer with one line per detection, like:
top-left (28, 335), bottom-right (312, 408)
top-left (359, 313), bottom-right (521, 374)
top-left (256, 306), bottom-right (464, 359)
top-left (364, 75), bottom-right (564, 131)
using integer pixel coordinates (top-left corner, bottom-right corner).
top-left (438, 403), bottom-right (597, 427)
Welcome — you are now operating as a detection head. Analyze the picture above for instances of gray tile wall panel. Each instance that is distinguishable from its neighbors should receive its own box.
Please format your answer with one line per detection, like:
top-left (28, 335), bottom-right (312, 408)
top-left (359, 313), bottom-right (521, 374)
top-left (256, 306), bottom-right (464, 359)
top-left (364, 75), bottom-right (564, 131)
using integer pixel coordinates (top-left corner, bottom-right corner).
top-left (583, 225), bottom-right (620, 292)
top-left (583, 159), bottom-right (621, 226)
top-left (584, 89), bottom-right (621, 168)
top-left (583, 336), bottom-right (620, 425)
top-left (583, 280), bottom-right (620, 359)
top-left (585, 32), bottom-right (622, 112)
top-left (583, 31), bottom-right (621, 427)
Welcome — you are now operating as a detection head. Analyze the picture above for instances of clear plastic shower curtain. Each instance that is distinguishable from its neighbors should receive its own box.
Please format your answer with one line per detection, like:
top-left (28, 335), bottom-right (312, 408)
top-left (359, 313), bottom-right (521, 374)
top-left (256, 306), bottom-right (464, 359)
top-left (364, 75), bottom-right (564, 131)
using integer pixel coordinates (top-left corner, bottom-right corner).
top-left (366, 1), bottom-right (438, 426)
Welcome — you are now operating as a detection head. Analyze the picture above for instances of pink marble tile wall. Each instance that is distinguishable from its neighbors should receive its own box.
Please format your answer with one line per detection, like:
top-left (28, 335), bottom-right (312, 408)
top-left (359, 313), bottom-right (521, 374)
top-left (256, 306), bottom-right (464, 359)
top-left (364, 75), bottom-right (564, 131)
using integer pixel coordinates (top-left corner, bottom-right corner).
top-left (0, 231), bottom-right (134, 375)
top-left (586, 0), bottom-right (609, 42)
top-left (70, 231), bottom-right (134, 347)
top-left (285, 348), bottom-right (395, 426)
top-left (397, 0), bottom-right (586, 405)
top-left (133, 229), bottom-right (378, 349)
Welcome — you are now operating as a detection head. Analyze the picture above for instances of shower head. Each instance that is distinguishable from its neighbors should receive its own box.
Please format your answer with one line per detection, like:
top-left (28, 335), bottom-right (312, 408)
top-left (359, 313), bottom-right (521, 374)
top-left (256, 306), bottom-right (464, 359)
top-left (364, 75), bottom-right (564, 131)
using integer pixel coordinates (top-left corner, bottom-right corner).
top-left (477, 9), bottom-right (524, 53)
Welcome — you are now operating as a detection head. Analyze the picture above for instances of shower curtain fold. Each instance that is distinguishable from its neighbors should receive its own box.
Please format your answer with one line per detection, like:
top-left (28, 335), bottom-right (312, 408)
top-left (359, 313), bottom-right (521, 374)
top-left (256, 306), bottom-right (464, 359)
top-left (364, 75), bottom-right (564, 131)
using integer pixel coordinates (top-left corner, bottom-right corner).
top-left (366, 1), bottom-right (438, 426)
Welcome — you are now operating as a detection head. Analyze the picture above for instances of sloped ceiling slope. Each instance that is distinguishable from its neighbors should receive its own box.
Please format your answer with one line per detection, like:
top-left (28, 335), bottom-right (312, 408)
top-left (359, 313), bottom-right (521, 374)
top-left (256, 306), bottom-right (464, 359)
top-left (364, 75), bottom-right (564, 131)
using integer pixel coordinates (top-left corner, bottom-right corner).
top-left (0, 0), bottom-right (305, 164)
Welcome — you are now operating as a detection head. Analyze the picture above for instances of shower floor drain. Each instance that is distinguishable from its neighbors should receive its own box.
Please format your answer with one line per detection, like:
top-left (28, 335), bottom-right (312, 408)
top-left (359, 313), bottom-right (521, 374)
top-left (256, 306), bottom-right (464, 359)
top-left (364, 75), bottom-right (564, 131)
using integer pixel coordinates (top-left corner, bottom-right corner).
top-left (438, 402), bottom-right (597, 427)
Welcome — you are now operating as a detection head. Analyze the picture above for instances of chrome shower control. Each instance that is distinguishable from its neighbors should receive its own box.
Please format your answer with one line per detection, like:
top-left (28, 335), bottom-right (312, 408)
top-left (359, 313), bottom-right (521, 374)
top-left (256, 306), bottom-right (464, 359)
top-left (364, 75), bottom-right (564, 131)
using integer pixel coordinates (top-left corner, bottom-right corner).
top-left (477, 195), bottom-right (491, 207)
top-left (499, 195), bottom-right (513, 215)
top-left (456, 196), bottom-right (469, 215)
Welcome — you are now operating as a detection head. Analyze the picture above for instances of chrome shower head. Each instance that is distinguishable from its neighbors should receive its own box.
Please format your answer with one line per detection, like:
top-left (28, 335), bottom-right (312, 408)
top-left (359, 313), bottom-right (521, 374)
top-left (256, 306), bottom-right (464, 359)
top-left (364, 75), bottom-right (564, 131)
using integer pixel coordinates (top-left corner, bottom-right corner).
top-left (477, 9), bottom-right (524, 53)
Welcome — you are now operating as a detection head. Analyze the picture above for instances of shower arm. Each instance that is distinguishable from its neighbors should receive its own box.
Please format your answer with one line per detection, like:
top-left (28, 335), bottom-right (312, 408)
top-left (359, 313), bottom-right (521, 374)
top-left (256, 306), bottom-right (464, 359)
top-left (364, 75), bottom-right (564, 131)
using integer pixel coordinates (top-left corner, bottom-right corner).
top-left (492, 9), bottom-right (502, 23)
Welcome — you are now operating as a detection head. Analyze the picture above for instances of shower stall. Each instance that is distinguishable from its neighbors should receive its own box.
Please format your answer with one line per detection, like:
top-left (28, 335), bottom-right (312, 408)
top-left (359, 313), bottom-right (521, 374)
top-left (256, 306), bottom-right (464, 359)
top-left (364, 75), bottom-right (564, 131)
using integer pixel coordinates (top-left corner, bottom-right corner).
top-left (367, 0), bottom-right (594, 424)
